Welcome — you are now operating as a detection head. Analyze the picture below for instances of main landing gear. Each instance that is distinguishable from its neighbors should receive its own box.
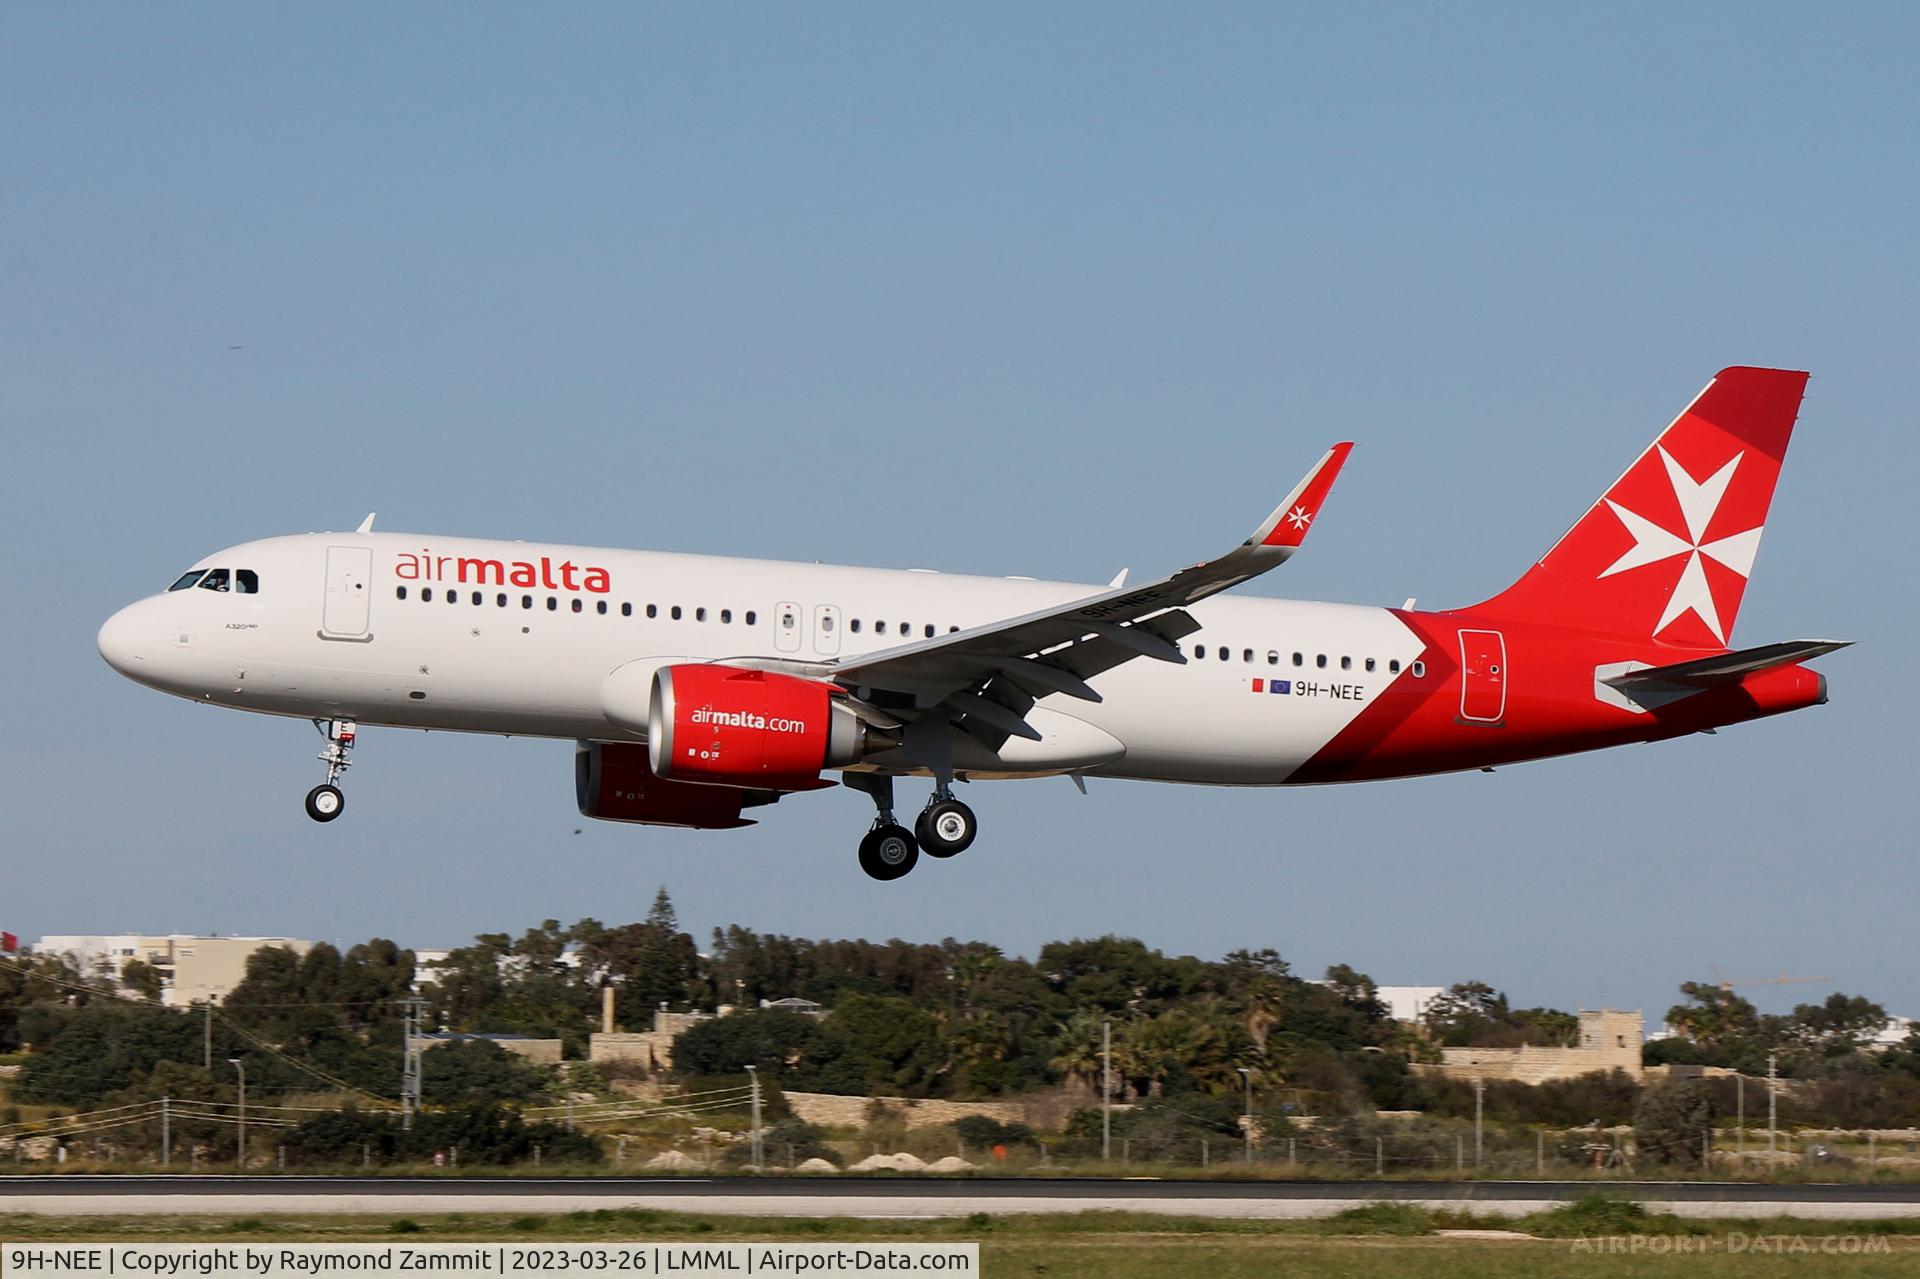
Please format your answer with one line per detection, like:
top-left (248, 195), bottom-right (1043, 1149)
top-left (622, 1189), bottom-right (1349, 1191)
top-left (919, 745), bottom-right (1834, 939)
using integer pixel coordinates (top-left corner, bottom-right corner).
top-left (916, 789), bottom-right (977, 858)
top-left (846, 774), bottom-right (978, 880)
top-left (305, 718), bottom-right (356, 823)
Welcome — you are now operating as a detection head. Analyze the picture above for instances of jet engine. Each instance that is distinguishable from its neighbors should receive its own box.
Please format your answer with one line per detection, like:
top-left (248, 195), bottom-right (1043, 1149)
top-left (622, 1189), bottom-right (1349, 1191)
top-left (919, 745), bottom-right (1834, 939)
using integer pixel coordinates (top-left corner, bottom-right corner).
top-left (647, 664), bottom-right (883, 791)
top-left (575, 741), bottom-right (780, 829)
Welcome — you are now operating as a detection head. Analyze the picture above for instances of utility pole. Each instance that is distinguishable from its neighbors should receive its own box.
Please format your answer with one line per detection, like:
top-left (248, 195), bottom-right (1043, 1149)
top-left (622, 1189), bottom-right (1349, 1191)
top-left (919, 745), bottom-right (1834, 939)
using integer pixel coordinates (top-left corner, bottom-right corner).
top-left (1100, 1020), bottom-right (1112, 1163)
top-left (202, 1002), bottom-right (212, 1071)
top-left (227, 1058), bottom-right (246, 1170)
top-left (1473, 1074), bottom-right (1485, 1170)
top-left (399, 997), bottom-right (426, 1131)
top-left (1767, 1054), bottom-right (1778, 1160)
top-left (1736, 1073), bottom-right (1745, 1161)
top-left (1237, 1067), bottom-right (1253, 1164)
top-left (744, 1065), bottom-right (763, 1172)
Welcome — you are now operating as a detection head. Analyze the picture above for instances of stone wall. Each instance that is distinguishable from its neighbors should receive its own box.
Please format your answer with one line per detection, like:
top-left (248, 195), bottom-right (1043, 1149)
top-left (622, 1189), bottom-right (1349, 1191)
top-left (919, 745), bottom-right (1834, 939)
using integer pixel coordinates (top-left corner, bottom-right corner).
top-left (1423, 1009), bottom-right (1644, 1085)
top-left (411, 1035), bottom-right (563, 1066)
top-left (590, 1031), bottom-right (676, 1071)
top-left (782, 1091), bottom-right (1059, 1132)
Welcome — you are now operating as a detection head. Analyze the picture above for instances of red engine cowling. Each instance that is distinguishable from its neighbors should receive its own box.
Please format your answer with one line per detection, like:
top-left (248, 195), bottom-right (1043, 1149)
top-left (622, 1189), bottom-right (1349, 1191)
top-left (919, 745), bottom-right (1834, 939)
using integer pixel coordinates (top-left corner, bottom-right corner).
top-left (575, 741), bottom-right (779, 829)
top-left (648, 664), bottom-right (874, 791)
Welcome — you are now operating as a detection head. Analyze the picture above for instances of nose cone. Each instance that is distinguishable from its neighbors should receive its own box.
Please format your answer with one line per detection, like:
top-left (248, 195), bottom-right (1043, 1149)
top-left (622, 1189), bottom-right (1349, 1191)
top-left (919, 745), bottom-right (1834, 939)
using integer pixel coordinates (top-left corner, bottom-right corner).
top-left (98, 601), bottom-right (151, 677)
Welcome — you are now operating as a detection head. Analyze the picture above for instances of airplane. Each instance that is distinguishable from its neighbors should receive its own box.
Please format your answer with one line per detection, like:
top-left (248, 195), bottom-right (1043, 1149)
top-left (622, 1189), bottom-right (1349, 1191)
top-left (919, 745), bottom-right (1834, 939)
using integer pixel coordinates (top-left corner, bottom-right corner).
top-left (98, 366), bottom-right (1846, 881)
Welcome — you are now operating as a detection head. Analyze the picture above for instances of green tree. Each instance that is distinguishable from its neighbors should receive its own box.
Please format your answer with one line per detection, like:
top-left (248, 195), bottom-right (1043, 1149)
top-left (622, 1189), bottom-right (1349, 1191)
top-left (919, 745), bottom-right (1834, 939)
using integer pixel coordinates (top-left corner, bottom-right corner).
top-left (577, 891), bottom-right (701, 1015)
top-left (1422, 981), bottom-right (1511, 1046)
top-left (815, 995), bottom-right (947, 1095)
top-left (119, 960), bottom-right (164, 1003)
top-left (419, 1039), bottom-right (552, 1106)
top-left (1787, 993), bottom-right (1887, 1058)
top-left (1634, 1078), bottom-right (1716, 1166)
top-left (672, 1010), bottom-right (823, 1078)
top-left (1664, 983), bottom-right (1762, 1056)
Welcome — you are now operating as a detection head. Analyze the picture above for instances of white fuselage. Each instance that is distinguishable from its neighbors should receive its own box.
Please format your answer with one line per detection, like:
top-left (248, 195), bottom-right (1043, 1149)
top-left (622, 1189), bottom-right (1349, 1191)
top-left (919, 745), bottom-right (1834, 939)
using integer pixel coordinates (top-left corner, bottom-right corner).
top-left (98, 532), bottom-right (1428, 785)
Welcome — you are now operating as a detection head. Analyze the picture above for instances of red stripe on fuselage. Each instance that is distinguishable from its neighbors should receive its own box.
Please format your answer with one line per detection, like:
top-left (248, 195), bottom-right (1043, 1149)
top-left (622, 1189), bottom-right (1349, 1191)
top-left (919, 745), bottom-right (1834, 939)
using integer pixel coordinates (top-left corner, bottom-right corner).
top-left (1292, 611), bottom-right (1823, 784)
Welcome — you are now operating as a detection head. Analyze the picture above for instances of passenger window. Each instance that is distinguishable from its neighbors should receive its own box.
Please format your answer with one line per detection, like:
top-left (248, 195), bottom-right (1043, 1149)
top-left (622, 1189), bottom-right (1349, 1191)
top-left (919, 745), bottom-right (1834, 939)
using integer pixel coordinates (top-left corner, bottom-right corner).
top-left (547, 597), bottom-right (558, 611)
top-left (621, 602), bottom-right (632, 617)
top-left (781, 610), bottom-right (795, 630)
top-left (596, 600), bottom-right (608, 615)
top-left (235, 570), bottom-right (260, 594)
top-left (1412, 660), bottom-right (1426, 677)
top-left (1267, 651), bottom-right (1279, 666)
top-left (851, 619), bottom-right (862, 634)
top-left (498, 593), bottom-right (508, 607)
top-left (199, 569), bottom-right (231, 592)
top-left (1243, 649), bottom-right (1254, 663)
top-left (950, 625), bottom-right (960, 633)
top-left (168, 571), bottom-right (206, 592)
top-left (472, 591), bottom-right (482, 606)
top-left (671, 606), bottom-right (683, 620)
top-left (925, 624), bottom-right (935, 638)
top-left (1193, 644), bottom-right (1205, 660)
top-left (1389, 659), bottom-right (1401, 673)
top-left (1293, 652), bottom-right (1304, 667)
top-left (396, 586), bottom-right (408, 600)
top-left (822, 615), bottom-right (835, 633)
top-left (523, 595), bottom-right (534, 609)
top-left (696, 607), bottom-right (706, 622)
top-left (447, 590), bottom-right (457, 605)
top-left (422, 587), bottom-right (434, 602)
top-left (571, 598), bottom-right (583, 613)
top-left (877, 621), bottom-right (888, 635)
top-left (745, 610), bottom-right (757, 625)
top-left (646, 604), bottom-right (657, 618)
top-left (1316, 654), bottom-right (1327, 669)
top-left (1365, 658), bottom-right (1376, 672)
top-left (721, 609), bottom-right (732, 623)
top-left (1217, 646), bottom-right (1229, 661)
top-left (1340, 656), bottom-right (1352, 671)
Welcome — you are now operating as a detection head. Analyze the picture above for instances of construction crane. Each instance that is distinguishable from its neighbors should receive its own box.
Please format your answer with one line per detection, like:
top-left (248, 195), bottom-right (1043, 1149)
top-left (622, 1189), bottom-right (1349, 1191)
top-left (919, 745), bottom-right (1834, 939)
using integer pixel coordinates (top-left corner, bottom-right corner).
top-left (1708, 964), bottom-right (1832, 992)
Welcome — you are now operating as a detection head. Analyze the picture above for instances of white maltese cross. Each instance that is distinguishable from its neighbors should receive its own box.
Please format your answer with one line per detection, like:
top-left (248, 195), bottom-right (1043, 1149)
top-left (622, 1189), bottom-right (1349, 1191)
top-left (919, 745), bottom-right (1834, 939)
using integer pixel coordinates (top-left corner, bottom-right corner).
top-left (1598, 447), bottom-right (1763, 644)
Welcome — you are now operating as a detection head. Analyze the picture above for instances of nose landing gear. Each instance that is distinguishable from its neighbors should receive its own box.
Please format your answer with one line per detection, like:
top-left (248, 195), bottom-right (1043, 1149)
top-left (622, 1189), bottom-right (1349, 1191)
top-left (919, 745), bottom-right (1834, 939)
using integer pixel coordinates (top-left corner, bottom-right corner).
top-left (305, 718), bottom-right (356, 823)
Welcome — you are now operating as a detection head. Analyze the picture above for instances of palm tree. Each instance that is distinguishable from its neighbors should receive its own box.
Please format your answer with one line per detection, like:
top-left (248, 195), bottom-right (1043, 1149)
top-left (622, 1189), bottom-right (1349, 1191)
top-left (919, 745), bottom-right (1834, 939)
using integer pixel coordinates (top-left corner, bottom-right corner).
top-left (1047, 1010), bottom-right (1108, 1095)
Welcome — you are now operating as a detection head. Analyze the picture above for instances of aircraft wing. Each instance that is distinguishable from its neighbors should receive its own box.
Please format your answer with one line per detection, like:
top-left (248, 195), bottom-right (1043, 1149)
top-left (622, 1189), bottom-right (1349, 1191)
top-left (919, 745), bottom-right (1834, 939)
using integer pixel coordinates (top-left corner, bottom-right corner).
top-left (788, 443), bottom-right (1352, 745)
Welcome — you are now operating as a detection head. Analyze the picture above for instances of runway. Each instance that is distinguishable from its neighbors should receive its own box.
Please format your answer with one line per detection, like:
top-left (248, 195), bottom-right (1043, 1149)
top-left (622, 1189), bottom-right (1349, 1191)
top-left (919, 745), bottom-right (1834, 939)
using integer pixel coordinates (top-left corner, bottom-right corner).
top-left (6, 1176), bottom-right (1920, 1221)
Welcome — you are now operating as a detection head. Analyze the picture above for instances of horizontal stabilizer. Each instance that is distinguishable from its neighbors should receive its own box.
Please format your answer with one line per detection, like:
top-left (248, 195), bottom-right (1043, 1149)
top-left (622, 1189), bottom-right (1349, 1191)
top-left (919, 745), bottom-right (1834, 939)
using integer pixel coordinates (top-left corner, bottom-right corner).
top-left (1603, 639), bottom-right (1850, 693)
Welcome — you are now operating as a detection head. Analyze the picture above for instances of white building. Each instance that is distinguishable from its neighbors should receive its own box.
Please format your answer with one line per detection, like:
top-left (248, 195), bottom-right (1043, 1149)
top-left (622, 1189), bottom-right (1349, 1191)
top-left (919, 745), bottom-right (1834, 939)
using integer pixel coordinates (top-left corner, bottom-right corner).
top-left (35, 934), bottom-right (315, 1007)
top-left (1374, 985), bottom-right (1447, 1024)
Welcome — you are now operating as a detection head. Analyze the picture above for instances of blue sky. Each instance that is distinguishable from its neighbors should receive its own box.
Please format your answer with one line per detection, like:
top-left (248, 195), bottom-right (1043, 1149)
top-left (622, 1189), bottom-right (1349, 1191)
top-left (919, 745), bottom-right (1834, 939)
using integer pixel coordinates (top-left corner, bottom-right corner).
top-left (3, 4), bottom-right (1912, 1025)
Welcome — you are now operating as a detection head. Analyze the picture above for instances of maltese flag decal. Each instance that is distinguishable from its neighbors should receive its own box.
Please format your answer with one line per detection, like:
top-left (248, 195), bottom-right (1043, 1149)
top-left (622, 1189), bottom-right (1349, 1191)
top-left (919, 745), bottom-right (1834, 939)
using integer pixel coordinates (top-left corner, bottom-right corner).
top-left (1, 932), bottom-right (17, 953)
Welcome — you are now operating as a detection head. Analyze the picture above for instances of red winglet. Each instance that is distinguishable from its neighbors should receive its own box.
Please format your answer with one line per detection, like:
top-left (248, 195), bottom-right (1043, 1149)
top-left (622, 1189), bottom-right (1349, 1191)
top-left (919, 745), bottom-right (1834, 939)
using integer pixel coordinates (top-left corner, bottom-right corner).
top-left (1259, 441), bottom-right (1354, 549)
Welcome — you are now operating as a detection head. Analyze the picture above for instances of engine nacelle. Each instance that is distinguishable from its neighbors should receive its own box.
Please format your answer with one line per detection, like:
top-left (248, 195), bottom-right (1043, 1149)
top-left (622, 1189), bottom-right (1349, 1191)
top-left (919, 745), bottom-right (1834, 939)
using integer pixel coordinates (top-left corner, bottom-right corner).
top-left (648, 664), bottom-right (875, 791)
top-left (576, 741), bottom-right (779, 829)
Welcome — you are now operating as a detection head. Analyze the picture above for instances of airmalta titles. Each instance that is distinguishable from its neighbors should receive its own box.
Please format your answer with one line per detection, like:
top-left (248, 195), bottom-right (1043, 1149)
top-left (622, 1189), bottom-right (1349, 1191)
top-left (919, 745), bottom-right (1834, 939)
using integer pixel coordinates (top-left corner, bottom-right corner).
top-left (394, 550), bottom-right (612, 593)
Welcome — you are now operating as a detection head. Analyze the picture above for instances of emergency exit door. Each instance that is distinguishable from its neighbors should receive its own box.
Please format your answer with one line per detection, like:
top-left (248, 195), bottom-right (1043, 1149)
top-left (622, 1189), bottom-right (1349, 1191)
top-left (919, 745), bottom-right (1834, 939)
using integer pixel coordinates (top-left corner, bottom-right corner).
top-left (1457, 629), bottom-right (1506, 724)
top-left (321, 546), bottom-right (374, 639)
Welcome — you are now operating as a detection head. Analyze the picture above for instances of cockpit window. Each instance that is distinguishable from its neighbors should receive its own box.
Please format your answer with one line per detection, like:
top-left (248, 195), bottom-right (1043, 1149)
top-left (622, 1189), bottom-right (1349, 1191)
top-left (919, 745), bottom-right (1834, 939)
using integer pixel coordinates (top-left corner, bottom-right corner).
top-left (235, 569), bottom-right (259, 594)
top-left (168, 571), bottom-right (206, 592)
top-left (198, 569), bottom-right (231, 592)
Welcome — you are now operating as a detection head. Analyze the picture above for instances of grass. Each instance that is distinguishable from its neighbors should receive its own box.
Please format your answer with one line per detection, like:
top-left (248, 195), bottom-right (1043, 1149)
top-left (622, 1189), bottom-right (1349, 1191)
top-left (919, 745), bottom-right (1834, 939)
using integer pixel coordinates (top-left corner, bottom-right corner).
top-left (2, 1205), bottom-right (1918, 1277)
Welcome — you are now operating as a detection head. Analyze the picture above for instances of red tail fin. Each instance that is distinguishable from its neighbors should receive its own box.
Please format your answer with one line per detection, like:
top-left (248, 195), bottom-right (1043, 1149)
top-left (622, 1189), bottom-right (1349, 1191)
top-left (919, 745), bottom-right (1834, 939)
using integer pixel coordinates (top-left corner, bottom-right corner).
top-left (1476, 367), bottom-right (1808, 648)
